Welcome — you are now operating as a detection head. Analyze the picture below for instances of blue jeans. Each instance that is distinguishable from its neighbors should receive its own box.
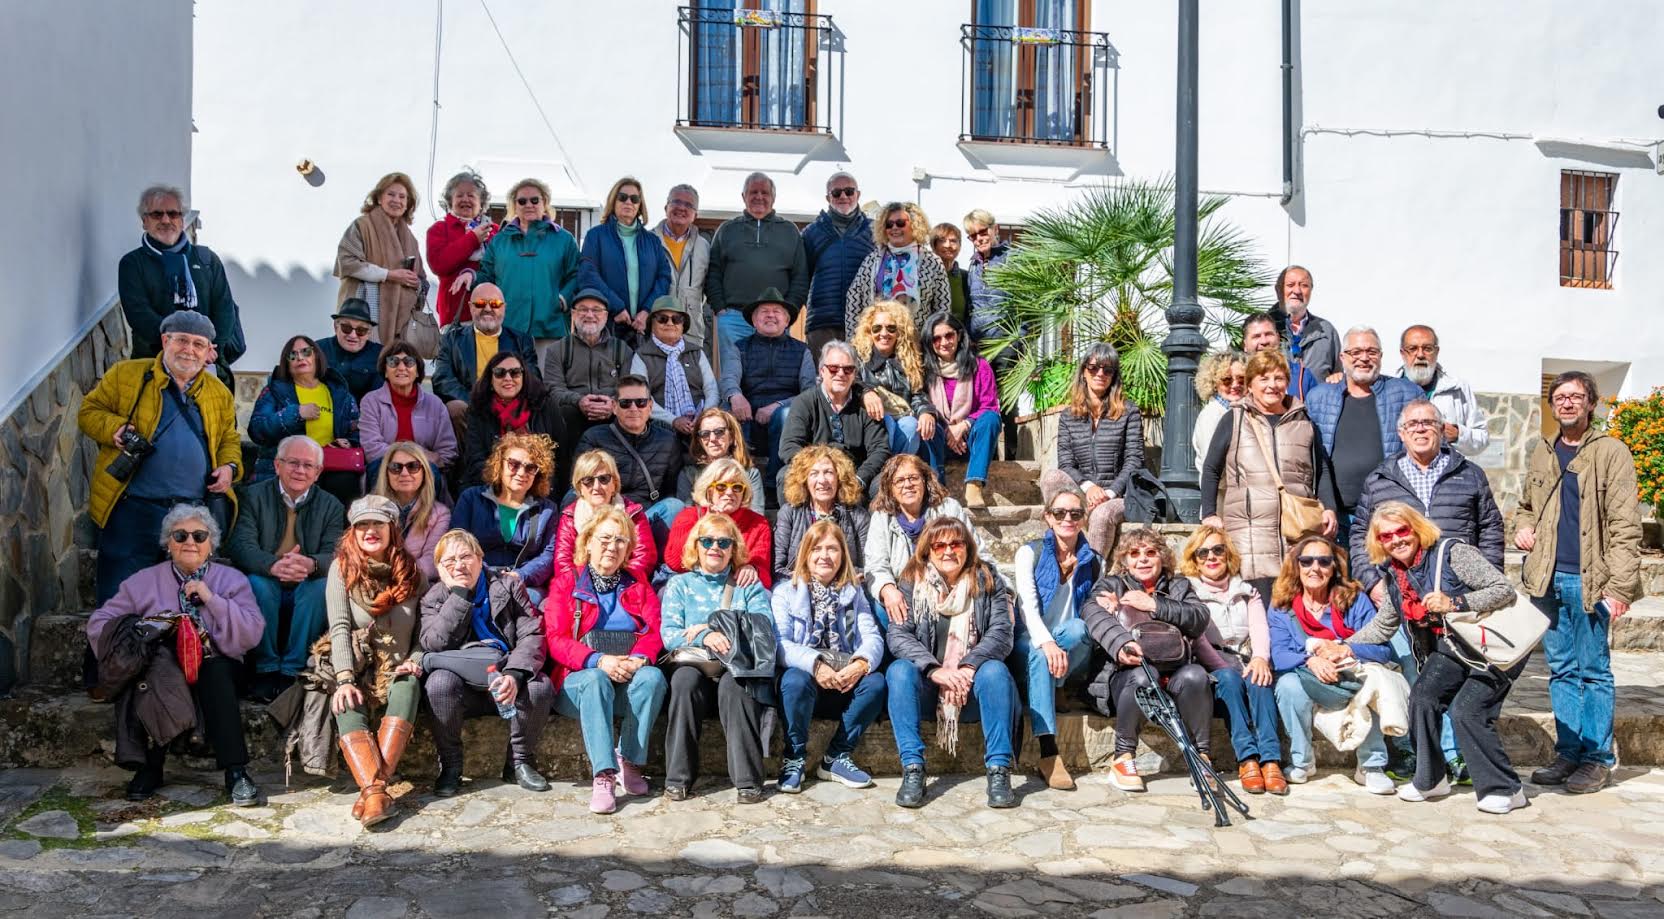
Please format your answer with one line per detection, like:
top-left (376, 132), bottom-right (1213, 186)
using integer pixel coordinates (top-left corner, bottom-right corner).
top-left (247, 575), bottom-right (329, 676)
top-left (644, 497), bottom-right (688, 558)
top-left (745, 404), bottom-right (792, 488)
top-left (715, 308), bottom-right (754, 378)
top-left (1011, 618), bottom-right (1089, 738)
top-left (883, 414), bottom-right (922, 459)
top-left (553, 665), bottom-right (668, 776)
top-left (778, 667), bottom-right (888, 760)
top-left (923, 411), bottom-right (1001, 485)
top-left (1274, 670), bottom-right (1386, 770)
top-left (886, 658), bottom-right (1016, 769)
top-left (1391, 626), bottom-right (1459, 763)
top-left (1213, 668), bottom-right (1283, 764)
top-left (1533, 572), bottom-right (1616, 766)
top-left (95, 497), bottom-right (172, 604)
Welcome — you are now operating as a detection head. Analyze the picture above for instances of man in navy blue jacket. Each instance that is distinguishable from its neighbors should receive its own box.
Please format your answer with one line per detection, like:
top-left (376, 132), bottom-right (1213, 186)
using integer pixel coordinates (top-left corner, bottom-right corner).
top-left (802, 172), bottom-right (873, 359)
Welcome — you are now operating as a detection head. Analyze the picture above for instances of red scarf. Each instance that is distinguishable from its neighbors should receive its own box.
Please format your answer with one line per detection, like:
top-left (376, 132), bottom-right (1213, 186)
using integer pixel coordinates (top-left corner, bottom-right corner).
top-left (492, 395), bottom-right (531, 433)
top-left (390, 385), bottom-right (419, 442)
top-left (1390, 548), bottom-right (1441, 634)
top-left (1293, 593), bottom-right (1353, 641)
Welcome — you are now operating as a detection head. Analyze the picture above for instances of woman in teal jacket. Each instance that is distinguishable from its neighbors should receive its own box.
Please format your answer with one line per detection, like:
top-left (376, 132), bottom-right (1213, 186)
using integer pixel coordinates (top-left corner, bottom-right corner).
top-left (470, 178), bottom-right (580, 342)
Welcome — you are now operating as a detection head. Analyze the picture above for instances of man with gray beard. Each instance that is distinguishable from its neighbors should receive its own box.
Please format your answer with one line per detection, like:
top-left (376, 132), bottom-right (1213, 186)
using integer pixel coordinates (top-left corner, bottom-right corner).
top-left (545, 288), bottom-right (635, 483)
top-left (1397, 324), bottom-right (1488, 457)
top-left (434, 281), bottom-right (542, 444)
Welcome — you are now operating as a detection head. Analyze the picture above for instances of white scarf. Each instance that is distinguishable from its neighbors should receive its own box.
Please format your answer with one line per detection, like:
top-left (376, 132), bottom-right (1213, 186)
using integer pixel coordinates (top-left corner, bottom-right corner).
top-left (654, 335), bottom-right (695, 418)
top-left (915, 567), bottom-right (976, 754)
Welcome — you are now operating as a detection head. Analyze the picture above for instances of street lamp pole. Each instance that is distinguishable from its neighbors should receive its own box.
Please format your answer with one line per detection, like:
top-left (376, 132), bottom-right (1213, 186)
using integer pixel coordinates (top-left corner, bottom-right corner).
top-left (1159, 0), bottom-right (1206, 521)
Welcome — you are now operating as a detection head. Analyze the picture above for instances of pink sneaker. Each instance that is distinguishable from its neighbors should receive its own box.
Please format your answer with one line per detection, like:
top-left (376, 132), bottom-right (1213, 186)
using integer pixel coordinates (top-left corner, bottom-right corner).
top-left (616, 756), bottom-right (650, 796)
top-left (589, 771), bottom-right (618, 814)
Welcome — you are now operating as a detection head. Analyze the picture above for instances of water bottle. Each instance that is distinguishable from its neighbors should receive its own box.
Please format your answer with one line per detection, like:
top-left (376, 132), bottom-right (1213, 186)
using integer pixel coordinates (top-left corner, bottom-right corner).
top-left (486, 665), bottom-right (516, 720)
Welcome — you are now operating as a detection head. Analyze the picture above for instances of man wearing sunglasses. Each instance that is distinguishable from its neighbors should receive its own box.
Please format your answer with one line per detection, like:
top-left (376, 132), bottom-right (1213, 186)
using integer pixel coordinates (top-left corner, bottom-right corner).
top-left (434, 281), bottom-right (541, 442)
top-left (778, 340), bottom-right (891, 498)
top-left (802, 172), bottom-right (874, 359)
top-left (575, 374), bottom-right (687, 546)
top-left (628, 296), bottom-right (717, 436)
top-left (315, 298), bottom-right (385, 402)
top-left (119, 183), bottom-right (246, 388)
top-left (651, 184), bottom-right (714, 358)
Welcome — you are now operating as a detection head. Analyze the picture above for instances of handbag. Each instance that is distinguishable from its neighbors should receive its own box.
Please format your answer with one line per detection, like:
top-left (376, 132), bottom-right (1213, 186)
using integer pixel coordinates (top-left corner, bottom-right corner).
top-left (1122, 468), bottom-right (1181, 524)
top-left (1431, 539), bottom-right (1550, 671)
top-left (1117, 602), bottom-right (1191, 671)
top-left (1243, 415), bottom-right (1326, 540)
top-left (661, 581), bottom-right (734, 679)
top-left (405, 282), bottom-right (440, 360)
top-left (322, 445), bottom-right (366, 473)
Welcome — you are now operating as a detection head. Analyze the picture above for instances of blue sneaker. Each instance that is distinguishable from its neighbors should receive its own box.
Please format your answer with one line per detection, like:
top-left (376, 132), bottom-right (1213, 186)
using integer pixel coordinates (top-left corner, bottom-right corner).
top-left (817, 753), bottom-right (874, 789)
top-left (778, 757), bottom-right (806, 794)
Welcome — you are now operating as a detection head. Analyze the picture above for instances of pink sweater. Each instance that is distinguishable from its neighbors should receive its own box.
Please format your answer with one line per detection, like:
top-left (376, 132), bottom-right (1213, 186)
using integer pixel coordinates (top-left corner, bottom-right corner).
top-left (1188, 575), bottom-right (1271, 672)
top-left (934, 358), bottom-right (1001, 421)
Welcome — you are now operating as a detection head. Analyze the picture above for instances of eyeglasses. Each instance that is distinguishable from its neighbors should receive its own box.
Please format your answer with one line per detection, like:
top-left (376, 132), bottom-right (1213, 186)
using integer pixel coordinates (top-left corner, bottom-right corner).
top-left (615, 192), bottom-right (641, 205)
top-left (966, 227), bottom-right (993, 239)
top-left (515, 196), bottom-right (542, 206)
top-left (145, 209), bottom-right (184, 221)
top-left (593, 534), bottom-right (631, 549)
top-left (1400, 419), bottom-right (1439, 432)
top-left (1195, 544), bottom-right (1230, 559)
top-left (1401, 344), bottom-right (1439, 354)
top-left (1342, 348), bottom-right (1382, 359)
top-left (667, 198), bottom-right (697, 210)
top-left (1551, 393), bottom-right (1588, 406)
top-left (930, 539), bottom-right (966, 553)
top-left (1376, 525), bottom-right (1415, 544)
top-left (387, 459), bottom-right (425, 475)
top-left (931, 332), bottom-right (958, 344)
top-left (288, 346), bottom-right (315, 361)
top-left (276, 457), bottom-right (319, 472)
top-left (169, 529), bottom-right (210, 544)
top-left (708, 482), bottom-right (746, 496)
top-left (503, 457), bottom-right (539, 477)
top-left (579, 473), bottom-right (615, 489)
top-left (439, 552), bottom-right (477, 568)
top-left (491, 366), bottom-right (524, 380)
top-left (698, 536), bottom-right (735, 550)
top-left (697, 428), bottom-right (728, 441)
top-left (1046, 508), bottom-right (1085, 522)
top-left (869, 323), bottom-right (898, 335)
top-left (1124, 547), bottom-right (1163, 561)
top-left (823, 363), bottom-right (856, 377)
top-left (1083, 362), bottom-right (1113, 376)
top-left (885, 218), bottom-right (911, 230)
top-left (653, 313), bottom-right (685, 326)
top-left (828, 187), bottom-right (859, 199)
top-left (385, 355), bottom-right (419, 369)
top-left (1297, 555), bottom-right (1336, 569)
top-left (618, 397), bottom-right (652, 409)
top-left (472, 298), bottom-right (505, 310)
top-left (892, 474), bottom-right (923, 488)
top-left (337, 323), bottom-right (372, 337)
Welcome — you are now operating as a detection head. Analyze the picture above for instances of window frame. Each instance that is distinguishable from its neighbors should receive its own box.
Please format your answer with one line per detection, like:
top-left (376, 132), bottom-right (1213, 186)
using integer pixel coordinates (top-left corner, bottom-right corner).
top-left (966, 0), bottom-right (1095, 146)
top-left (684, 1), bottom-right (823, 133)
top-left (1559, 169), bottom-right (1618, 290)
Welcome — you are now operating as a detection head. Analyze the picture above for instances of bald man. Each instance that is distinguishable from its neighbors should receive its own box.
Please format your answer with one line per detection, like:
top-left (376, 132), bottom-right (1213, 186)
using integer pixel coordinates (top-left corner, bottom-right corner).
top-left (434, 281), bottom-right (542, 440)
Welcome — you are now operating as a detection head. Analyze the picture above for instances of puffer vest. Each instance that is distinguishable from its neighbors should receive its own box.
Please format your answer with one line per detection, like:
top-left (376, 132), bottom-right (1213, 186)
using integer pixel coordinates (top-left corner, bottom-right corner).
top-left (1220, 403), bottom-right (1318, 581)
top-left (739, 333), bottom-right (808, 406)
top-left (637, 345), bottom-right (705, 406)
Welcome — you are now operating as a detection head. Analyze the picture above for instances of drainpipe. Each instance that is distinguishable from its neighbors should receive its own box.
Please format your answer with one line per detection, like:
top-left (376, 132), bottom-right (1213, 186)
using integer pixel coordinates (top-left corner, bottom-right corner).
top-left (1280, 0), bottom-right (1295, 205)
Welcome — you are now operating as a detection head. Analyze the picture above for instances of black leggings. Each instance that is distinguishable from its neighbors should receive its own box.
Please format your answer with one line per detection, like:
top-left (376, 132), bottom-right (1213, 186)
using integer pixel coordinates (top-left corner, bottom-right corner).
top-left (1108, 663), bottom-right (1213, 756)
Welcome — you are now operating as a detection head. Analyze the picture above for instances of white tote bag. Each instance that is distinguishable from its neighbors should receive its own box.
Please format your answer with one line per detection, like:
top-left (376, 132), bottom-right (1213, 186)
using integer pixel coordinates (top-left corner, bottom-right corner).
top-left (1432, 539), bottom-right (1550, 671)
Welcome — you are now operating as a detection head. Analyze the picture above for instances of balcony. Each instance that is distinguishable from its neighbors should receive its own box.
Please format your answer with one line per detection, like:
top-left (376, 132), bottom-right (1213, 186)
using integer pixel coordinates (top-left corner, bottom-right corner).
top-left (960, 22), bottom-right (1116, 157)
top-left (676, 5), bottom-right (841, 133)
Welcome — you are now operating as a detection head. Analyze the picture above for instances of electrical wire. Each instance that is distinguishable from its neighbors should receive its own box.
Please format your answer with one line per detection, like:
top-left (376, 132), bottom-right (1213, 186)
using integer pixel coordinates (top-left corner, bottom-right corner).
top-left (426, 0), bottom-right (445, 221)
top-left (476, 0), bottom-right (584, 191)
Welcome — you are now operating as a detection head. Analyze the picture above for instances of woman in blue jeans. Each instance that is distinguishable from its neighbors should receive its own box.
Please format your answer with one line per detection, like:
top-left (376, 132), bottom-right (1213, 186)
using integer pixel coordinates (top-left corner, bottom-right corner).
top-left (1010, 482), bottom-right (1100, 791)
top-left (1181, 524), bottom-right (1287, 795)
top-left (885, 517), bottom-right (1018, 810)
top-left (918, 313), bottom-right (1002, 508)
top-left (771, 520), bottom-right (886, 794)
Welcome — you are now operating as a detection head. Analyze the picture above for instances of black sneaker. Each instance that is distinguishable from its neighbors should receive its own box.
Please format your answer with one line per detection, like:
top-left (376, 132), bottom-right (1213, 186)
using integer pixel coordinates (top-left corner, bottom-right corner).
top-left (247, 673), bottom-right (289, 704)
top-left (225, 768), bottom-right (260, 807)
top-left (896, 764), bottom-right (927, 809)
top-left (126, 765), bottom-right (164, 801)
top-left (986, 766), bottom-right (1017, 809)
top-left (433, 763), bottom-right (464, 798)
top-left (1530, 757), bottom-right (1579, 786)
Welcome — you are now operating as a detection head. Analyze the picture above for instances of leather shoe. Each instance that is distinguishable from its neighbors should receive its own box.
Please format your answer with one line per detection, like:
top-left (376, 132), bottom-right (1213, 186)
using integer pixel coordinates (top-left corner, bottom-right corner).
top-left (126, 766), bottom-right (164, 801)
top-left (663, 783), bottom-right (690, 801)
top-left (896, 764), bottom-right (927, 809)
top-left (1238, 759), bottom-right (1266, 794)
top-left (1037, 755), bottom-right (1075, 791)
top-left (736, 786), bottom-right (765, 805)
top-left (986, 766), bottom-right (1017, 808)
top-left (225, 768), bottom-right (260, 807)
top-left (433, 764), bottom-right (464, 798)
top-left (1530, 757), bottom-right (1579, 786)
top-left (1565, 762), bottom-right (1612, 795)
top-left (1261, 761), bottom-right (1289, 796)
top-left (512, 762), bottom-right (550, 793)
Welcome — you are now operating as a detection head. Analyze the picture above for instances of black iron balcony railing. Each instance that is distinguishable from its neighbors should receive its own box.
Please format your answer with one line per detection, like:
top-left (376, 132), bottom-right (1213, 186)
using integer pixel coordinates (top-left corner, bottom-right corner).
top-left (960, 23), bottom-right (1114, 148)
top-left (677, 5), bottom-right (837, 133)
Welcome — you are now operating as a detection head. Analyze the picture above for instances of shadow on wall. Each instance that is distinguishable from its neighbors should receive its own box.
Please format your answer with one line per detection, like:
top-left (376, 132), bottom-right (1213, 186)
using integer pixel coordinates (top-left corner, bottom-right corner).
top-left (224, 261), bottom-right (339, 373)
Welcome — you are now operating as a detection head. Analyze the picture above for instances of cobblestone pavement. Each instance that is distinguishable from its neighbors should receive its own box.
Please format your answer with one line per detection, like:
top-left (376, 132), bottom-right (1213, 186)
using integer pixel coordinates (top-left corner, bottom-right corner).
top-left (2, 762), bottom-right (1661, 918)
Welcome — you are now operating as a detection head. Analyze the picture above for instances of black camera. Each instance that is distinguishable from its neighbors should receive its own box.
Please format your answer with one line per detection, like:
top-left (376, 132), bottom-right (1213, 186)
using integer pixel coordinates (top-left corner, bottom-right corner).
top-left (106, 429), bottom-right (154, 482)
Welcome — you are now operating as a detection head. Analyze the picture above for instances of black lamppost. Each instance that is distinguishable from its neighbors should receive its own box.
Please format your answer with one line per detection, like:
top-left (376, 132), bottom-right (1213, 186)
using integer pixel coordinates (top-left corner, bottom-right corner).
top-left (1158, 0), bottom-right (1206, 521)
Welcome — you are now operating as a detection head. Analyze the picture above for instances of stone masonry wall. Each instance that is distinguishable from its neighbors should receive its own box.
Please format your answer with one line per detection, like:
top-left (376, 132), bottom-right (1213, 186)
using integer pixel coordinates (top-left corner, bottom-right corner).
top-left (0, 307), bottom-right (130, 694)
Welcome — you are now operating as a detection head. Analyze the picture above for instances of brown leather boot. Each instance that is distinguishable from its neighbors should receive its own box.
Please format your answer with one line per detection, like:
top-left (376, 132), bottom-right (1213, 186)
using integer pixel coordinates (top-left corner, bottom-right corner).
top-left (1238, 758), bottom-right (1266, 794)
top-left (1261, 760), bottom-right (1289, 796)
top-left (339, 730), bottom-right (393, 827)
top-left (377, 716), bottom-right (415, 781)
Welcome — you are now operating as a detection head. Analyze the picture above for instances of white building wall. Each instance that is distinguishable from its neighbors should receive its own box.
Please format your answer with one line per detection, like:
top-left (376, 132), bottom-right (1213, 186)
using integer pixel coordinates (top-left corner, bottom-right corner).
top-left (192, 0), bottom-right (1662, 396)
top-left (0, 1), bottom-right (194, 411)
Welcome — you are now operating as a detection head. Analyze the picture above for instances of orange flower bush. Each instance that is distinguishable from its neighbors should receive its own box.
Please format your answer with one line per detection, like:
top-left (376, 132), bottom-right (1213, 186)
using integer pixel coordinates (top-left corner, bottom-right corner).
top-left (1608, 387), bottom-right (1664, 506)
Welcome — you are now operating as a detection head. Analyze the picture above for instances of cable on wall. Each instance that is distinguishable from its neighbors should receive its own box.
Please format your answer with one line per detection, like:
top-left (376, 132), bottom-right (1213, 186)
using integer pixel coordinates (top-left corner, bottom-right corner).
top-left (476, 0), bottom-right (584, 191)
top-left (427, 0), bottom-right (445, 220)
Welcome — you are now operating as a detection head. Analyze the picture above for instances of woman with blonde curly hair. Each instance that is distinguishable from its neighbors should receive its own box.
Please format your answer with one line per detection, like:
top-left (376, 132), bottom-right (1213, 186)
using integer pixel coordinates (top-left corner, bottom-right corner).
top-left (664, 458), bottom-right (772, 588)
top-left (547, 450), bottom-right (657, 581)
top-left (852, 300), bottom-right (933, 458)
top-left (334, 172), bottom-right (427, 347)
top-left (1192, 350), bottom-right (1247, 476)
top-left (773, 444), bottom-right (871, 584)
top-left (845, 202), bottom-right (951, 330)
top-left (676, 407), bottom-right (764, 513)
top-left (450, 431), bottom-right (561, 603)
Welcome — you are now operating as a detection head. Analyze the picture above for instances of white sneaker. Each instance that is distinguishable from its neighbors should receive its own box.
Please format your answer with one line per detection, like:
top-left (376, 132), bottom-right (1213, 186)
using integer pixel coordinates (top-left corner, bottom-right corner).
top-left (1476, 788), bottom-right (1529, 814)
top-left (1396, 775), bottom-right (1452, 802)
top-left (1354, 766), bottom-right (1396, 795)
top-left (1284, 765), bottom-right (1312, 784)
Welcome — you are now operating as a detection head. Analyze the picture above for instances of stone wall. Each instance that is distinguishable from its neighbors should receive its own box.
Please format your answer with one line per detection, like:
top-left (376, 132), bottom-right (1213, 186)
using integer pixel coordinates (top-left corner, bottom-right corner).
top-left (0, 306), bottom-right (129, 694)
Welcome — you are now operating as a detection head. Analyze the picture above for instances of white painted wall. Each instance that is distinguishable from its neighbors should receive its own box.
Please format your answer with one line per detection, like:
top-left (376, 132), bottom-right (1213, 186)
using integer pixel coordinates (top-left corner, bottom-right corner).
top-left (192, 0), bottom-right (1663, 396)
top-left (0, 1), bottom-right (193, 412)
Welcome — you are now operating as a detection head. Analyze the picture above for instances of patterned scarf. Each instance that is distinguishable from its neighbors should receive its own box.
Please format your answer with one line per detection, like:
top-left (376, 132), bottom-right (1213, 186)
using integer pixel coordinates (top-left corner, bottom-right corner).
top-left (492, 395), bottom-right (531, 433)
top-left (877, 245), bottom-right (920, 302)
top-left (1390, 547), bottom-right (1438, 634)
top-left (653, 335), bottom-right (696, 418)
top-left (589, 567), bottom-right (622, 595)
top-left (807, 580), bottom-right (848, 653)
top-left (350, 558), bottom-right (409, 618)
top-left (142, 234), bottom-right (198, 311)
top-left (914, 567), bottom-right (976, 754)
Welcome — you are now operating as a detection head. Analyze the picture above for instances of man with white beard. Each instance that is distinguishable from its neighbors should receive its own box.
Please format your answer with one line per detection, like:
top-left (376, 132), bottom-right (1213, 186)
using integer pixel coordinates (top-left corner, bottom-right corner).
top-left (1397, 325), bottom-right (1488, 457)
top-left (434, 281), bottom-right (542, 444)
top-left (546, 288), bottom-right (635, 482)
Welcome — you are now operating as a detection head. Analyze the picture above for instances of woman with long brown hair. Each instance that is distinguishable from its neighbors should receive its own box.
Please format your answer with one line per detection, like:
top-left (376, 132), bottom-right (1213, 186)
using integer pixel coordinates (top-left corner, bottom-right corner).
top-left (677, 407), bottom-right (765, 514)
top-left (372, 440), bottom-right (451, 580)
top-left (334, 172), bottom-right (427, 346)
top-left (852, 300), bottom-right (932, 458)
top-left (1043, 343), bottom-right (1144, 558)
top-left (326, 495), bottom-right (426, 827)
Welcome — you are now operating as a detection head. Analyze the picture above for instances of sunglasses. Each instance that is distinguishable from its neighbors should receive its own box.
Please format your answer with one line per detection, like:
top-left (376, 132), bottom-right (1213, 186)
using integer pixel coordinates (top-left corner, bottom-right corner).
top-left (653, 313), bottom-right (685, 325)
top-left (618, 397), bottom-right (652, 409)
top-left (503, 457), bottom-right (539, 477)
top-left (697, 428), bottom-right (728, 441)
top-left (869, 323), bottom-right (898, 335)
top-left (579, 473), bottom-right (614, 489)
top-left (885, 219), bottom-right (911, 230)
top-left (668, 198), bottom-right (698, 210)
top-left (931, 332), bottom-right (958, 344)
top-left (145, 209), bottom-right (184, 221)
top-left (930, 539), bottom-right (966, 553)
top-left (1046, 507), bottom-right (1085, 522)
top-left (1083, 362), bottom-right (1113, 376)
top-left (1195, 544), bottom-right (1229, 559)
top-left (1219, 374), bottom-right (1246, 385)
top-left (472, 298), bottom-right (505, 309)
top-left (1297, 555), bottom-right (1336, 569)
top-left (823, 364), bottom-right (856, 377)
top-left (698, 536), bottom-right (735, 550)
top-left (385, 458), bottom-right (424, 476)
top-left (828, 187), bottom-right (859, 199)
top-left (385, 355), bottom-right (419, 369)
top-left (615, 192), bottom-right (641, 204)
top-left (1375, 525), bottom-right (1415, 544)
top-left (708, 482), bottom-right (746, 495)
top-left (491, 366), bottom-right (524, 379)
top-left (516, 196), bottom-right (542, 206)
top-left (288, 346), bottom-right (315, 361)
top-left (966, 227), bottom-right (992, 239)
top-left (1125, 548), bottom-right (1163, 560)
top-left (337, 323), bottom-right (372, 337)
top-left (169, 529), bottom-right (210, 544)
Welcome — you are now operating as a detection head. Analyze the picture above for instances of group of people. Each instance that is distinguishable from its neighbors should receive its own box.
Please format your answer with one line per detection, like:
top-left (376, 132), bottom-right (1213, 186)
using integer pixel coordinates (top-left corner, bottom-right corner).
top-left (82, 182), bottom-right (1637, 827)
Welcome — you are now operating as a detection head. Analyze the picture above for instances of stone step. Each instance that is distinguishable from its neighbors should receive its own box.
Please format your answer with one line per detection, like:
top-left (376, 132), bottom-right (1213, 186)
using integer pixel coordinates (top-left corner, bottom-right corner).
top-left (6, 651), bottom-right (1663, 776)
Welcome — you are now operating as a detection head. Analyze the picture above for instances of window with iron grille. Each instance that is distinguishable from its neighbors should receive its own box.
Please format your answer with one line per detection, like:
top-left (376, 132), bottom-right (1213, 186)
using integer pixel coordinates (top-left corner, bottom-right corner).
top-left (1560, 170), bottom-right (1617, 289)
top-left (679, 1), bottom-right (831, 133)
top-left (963, 0), bottom-right (1111, 147)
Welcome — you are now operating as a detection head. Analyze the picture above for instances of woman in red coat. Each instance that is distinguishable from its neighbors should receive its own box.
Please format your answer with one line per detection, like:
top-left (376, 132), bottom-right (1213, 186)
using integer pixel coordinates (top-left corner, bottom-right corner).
top-left (547, 450), bottom-right (657, 581)
top-left (663, 457), bottom-right (772, 588)
top-left (426, 172), bottom-right (498, 326)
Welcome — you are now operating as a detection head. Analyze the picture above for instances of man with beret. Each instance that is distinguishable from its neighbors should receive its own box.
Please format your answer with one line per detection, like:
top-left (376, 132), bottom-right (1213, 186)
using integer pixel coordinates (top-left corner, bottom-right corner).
top-left (719, 287), bottom-right (815, 494)
top-left (629, 295), bottom-right (717, 437)
top-left (544, 287), bottom-right (636, 484)
top-left (315, 298), bottom-right (385, 403)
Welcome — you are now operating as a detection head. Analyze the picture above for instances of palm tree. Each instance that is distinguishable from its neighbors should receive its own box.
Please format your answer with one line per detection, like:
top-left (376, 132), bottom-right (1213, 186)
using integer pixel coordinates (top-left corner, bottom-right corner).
top-left (982, 178), bottom-right (1272, 416)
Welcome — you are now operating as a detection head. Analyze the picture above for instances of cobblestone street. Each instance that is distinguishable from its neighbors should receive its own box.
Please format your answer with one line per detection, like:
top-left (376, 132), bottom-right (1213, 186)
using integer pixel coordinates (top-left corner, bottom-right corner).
top-left (3, 760), bottom-right (1662, 918)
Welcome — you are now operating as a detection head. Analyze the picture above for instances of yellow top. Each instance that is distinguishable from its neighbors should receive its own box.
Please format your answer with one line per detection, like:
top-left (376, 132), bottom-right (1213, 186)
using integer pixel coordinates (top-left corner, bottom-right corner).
top-left (295, 382), bottom-right (334, 444)
top-left (474, 329), bottom-right (500, 381)
top-left (663, 235), bottom-right (688, 270)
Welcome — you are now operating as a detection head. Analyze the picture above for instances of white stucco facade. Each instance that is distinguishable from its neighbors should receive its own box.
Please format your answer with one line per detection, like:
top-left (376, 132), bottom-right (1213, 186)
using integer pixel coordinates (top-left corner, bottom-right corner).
top-left (190, 0), bottom-right (1663, 397)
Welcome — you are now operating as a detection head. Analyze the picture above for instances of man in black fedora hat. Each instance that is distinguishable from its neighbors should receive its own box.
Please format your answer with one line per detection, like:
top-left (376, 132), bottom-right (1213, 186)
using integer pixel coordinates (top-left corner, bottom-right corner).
top-left (316, 298), bottom-right (384, 402)
top-left (718, 287), bottom-right (814, 494)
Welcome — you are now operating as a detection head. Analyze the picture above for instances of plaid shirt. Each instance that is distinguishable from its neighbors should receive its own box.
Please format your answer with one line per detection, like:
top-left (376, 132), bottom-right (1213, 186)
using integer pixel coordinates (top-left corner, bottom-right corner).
top-left (1397, 449), bottom-right (1451, 509)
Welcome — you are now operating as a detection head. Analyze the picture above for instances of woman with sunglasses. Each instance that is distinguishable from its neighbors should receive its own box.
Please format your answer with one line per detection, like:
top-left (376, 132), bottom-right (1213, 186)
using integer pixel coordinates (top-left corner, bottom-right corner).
top-left (450, 432), bottom-right (561, 604)
top-left (469, 178), bottom-right (581, 353)
top-left (844, 202), bottom-right (950, 331)
top-left (630, 296), bottom-right (717, 437)
top-left (1042, 343), bottom-right (1143, 559)
top-left (1082, 527), bottom-right (1213, 793)
top-left (459, 350), bottom-right (564, 488)
top-left (579, 176), bottom-right (673, 344)
top-left (1269, 534), bottom-right (1401, 791)
top-left (426, 171), bottom-right (497, 326)
top-left (1010, 482), bottom-right (1100, 791)
top-left (664, 459), bottom-right (772, 589)
top-left (1193, 350), bottom-right (1248, 476)
top-left (1365, 503), bottom-right (1527, 814)
top-left (549, 450), bottom-right (657, 582)
top-left (1179, 524), bottom-right (1286, 795)
top-left (372, 440), bottom-right (451, 580)
top-left (659, 513), bottom-right (772, 803)
top-left (249, 334), bottom-right (361, 505)
top-left (865, 453), bottom-right (992, 628)
top-left (851, 300), bottom-right (932, 459)
top-left (885, 517), bottom-right (1018, 809)
top-left (676, 408), bottom-right (765, 514)
top-left (334, 172), bottom-right (427, 347)
top-left (89, 503), bottom-right (263, 805)
top-left (919, 312), bottom-right (1001, 508)
top-left (774, 445), bottom-right (871, 586)
top-left (358, 340), bottom-right (458, 488)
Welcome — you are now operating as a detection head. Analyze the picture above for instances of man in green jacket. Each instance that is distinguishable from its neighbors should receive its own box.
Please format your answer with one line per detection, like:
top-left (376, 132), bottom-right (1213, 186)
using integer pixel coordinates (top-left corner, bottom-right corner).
top-left (704, 172), bottom-right (808, 373)
top-left (225, 435), bottom-right (346, 701)
top-left (1512, 370), bottom-right (1641, 795)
